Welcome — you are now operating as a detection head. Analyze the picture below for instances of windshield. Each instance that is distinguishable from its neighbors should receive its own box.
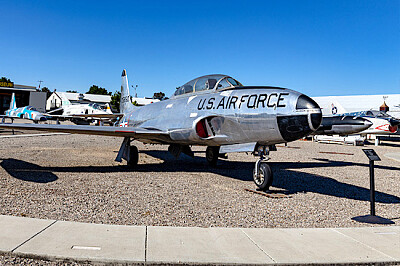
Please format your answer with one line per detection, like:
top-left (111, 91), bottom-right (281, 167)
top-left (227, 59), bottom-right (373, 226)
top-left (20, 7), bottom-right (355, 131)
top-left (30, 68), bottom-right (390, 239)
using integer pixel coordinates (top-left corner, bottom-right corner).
top-left (88, 103), bottom-right (102, 110)
top-left (216, 77), bottom-right (243, 90)
top-left (174, 74), bottom-right (242, 96)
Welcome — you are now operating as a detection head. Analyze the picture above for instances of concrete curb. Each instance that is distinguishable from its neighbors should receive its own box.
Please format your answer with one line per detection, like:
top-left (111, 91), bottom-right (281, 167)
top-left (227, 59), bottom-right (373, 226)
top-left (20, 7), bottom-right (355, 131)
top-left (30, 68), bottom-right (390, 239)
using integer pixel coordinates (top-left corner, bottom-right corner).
top-left (0, 215), bottom-right (399, 265)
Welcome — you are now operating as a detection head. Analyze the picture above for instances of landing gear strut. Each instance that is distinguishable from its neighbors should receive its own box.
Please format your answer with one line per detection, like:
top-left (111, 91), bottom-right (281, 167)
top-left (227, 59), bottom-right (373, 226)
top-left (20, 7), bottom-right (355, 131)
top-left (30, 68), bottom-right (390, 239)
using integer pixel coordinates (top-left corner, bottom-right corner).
top-left (115, 137), bottom-right (139, 168)
top-left (253, 145), bottom-right (273, 191)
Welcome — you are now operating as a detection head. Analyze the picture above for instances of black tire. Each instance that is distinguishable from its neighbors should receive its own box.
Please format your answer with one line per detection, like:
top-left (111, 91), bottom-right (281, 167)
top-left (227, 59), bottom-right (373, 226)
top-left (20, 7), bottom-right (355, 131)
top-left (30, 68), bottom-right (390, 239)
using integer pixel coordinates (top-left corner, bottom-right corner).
top-left (127, 145), bottom-right (139, 168)
top-left (206, 146), bottom-right (220, 166)
top-left (253, 162), bottom-right (273, 191)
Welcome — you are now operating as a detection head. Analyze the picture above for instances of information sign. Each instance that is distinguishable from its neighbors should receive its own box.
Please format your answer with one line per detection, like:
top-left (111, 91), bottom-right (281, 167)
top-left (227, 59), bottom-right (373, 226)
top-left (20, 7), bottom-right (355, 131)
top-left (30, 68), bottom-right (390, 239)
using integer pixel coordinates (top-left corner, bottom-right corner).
top-left (362, 149), bottom-right (381, 161)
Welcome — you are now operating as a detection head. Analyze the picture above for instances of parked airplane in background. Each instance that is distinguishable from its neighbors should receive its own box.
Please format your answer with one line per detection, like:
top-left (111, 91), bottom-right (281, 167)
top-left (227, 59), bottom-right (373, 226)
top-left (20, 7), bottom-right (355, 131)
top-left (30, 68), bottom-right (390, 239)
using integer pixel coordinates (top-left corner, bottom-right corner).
top-left (313, 116), bottom-right (372, 136)
top-left (47, 102), bottom-right (117, 125)
top-left (0, 70), bottom-right (322, 191)
top-left (314, 97), bottom-right (400, 136)
top-left (337, 110), bottom-right (400, 135)
top-left (2, 93), bottom-right (47, 123)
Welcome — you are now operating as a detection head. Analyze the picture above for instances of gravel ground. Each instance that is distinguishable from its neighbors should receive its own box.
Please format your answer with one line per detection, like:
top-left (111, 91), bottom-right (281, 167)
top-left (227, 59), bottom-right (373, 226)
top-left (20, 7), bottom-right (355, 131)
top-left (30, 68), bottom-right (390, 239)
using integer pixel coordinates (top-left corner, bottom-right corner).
top-left (0, 133), bottom-right (399, 229)
top-left (1, 132), bottom-right (399, 265)
top-left (0, 253), bottom-right (89, 265)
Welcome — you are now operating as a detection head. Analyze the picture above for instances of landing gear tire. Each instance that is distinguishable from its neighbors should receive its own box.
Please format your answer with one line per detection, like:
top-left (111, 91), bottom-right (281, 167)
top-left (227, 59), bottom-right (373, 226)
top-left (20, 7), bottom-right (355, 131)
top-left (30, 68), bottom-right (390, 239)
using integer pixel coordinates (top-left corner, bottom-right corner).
top-left (127, 145), bottom-right (139, 168)
top-left (206, 146), bottom-right (220, 166)
top-left (253, 162), bottom-right (273, 191)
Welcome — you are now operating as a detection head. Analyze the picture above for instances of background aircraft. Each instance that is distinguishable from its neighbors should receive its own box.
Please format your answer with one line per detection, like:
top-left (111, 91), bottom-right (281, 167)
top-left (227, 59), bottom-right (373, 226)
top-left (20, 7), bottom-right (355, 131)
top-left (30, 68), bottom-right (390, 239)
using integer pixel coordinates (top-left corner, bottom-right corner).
top-left (2, 93), bottom-right (47, 123)
top-left (313, 116), bottom-right (372, 136)
top-left (47, 102), bottom-right (117, 125)
top-left (338, 110), bottom-right (400, 135)
top-left (0, 70), bottom-right (322, 191)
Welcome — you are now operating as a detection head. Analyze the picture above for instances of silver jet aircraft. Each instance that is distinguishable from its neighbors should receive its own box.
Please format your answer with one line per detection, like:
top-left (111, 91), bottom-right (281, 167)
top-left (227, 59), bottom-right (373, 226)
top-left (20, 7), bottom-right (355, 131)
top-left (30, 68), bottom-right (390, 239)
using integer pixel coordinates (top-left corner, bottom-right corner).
top-left (0, 70), bottom-right (322, 191)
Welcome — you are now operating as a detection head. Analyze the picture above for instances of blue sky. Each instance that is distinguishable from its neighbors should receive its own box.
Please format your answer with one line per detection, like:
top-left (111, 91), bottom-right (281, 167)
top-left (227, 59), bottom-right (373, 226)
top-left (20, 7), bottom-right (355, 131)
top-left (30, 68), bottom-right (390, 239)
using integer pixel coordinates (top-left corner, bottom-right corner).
top-left (1, 0), bottom-right (399, 97)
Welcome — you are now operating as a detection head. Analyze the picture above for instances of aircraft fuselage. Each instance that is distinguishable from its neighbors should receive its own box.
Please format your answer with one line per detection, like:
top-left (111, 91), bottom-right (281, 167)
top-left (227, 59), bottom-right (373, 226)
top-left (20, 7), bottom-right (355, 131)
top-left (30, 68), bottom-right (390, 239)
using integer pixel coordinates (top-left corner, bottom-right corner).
top-left (122, 86), bottom-right (322, 146)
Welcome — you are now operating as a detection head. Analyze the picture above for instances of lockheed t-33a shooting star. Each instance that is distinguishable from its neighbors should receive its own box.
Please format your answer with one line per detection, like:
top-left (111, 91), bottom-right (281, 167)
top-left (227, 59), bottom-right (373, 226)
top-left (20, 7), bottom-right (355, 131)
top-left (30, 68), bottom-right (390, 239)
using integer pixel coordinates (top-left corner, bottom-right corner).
top-left (0, 70), bottom-right (322, 191)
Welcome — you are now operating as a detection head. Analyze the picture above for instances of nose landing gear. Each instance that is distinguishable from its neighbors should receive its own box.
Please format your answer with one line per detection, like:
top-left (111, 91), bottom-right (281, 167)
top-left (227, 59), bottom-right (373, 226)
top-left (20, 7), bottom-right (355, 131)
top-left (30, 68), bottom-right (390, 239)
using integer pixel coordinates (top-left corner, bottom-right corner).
top-left (253, 145), bottom-right (273, 191)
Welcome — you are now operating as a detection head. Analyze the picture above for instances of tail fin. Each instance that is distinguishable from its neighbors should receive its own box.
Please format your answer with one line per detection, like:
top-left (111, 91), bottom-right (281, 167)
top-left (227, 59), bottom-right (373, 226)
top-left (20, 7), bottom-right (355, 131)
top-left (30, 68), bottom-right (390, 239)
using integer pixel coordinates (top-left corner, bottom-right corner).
top-left (120, 69), bottom-right (135, 114)
top-left (105, 103), bottom-right (113, 114)
top-left (10, 93), bottom-right (16, 109)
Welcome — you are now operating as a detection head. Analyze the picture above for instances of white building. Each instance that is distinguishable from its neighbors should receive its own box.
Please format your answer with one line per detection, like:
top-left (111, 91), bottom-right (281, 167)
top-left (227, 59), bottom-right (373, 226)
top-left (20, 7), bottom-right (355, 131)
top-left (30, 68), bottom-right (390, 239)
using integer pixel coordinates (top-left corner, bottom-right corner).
top-left (46, 92), bottom-right (111, 111)
top-left (131, 97), bottom-right (160, 106)
top-left (312, 94), bottom-right (400, 118)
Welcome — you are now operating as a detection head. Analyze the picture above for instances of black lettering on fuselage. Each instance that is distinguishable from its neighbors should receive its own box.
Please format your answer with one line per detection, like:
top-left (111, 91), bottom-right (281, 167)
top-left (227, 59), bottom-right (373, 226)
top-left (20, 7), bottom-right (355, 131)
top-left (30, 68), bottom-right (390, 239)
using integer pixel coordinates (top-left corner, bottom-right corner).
top-left (197, 99), bottom-right (206, 110)
top-left (247, 94), bottom-right (258, 108)
top-left (216, 97), bottom-right (225, 109)
top-left (239, 95), bottom-right (249, 108)
top-left (197, 92), bottom-right (289, 111)
top-left (256, 94), bottom-right (267, 108)
top-left (225, 96), bottom-right (231, 109)
top-left (206, 97), bottom-right (215, 109)
top-left (277, 93), bottom-right (289, 107)
top-left (267, 93), bottom-right (278, 108)
top-left (229, 96), bottom-right (238, 109)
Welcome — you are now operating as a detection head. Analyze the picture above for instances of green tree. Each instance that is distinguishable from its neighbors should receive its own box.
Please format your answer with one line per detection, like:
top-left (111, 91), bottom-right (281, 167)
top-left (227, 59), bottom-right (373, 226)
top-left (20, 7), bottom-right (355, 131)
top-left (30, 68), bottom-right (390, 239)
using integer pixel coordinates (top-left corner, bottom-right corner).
top-left (110, 91), bottom-right (121, 112)
top-left (40, 87), bottom-right (52, 99)
top-left (86, 85), bottom-right (111, 95)
top-left (66, 90), bottom-right (77, 93)
top-left (153, 92), bottom-right (166, 100)
top-left (0, 77), bottom-right (11, 83)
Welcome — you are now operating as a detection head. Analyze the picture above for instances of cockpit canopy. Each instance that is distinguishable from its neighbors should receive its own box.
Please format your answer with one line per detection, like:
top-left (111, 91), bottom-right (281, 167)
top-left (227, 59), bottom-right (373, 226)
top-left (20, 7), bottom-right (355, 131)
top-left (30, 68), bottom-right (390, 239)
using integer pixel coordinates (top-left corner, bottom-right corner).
top-left (26, 106), bottom-right (37, 111)
top-left (88, 103), bottom-right (102, 110)
top-left (174, 74), bottom-right (242, 96)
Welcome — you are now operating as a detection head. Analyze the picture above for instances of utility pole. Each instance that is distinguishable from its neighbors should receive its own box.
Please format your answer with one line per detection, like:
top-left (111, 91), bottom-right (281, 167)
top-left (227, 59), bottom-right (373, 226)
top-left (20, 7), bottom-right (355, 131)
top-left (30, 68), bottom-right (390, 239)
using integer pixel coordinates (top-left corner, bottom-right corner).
top-left (131, 85), bottom-right (138, 97)
top-left (37, 80), bottom-right (43, 89)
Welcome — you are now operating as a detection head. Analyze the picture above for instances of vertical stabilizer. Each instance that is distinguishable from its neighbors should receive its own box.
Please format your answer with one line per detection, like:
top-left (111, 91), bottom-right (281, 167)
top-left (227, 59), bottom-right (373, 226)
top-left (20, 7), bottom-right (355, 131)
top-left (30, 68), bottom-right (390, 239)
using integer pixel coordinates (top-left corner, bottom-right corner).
top-left (120, 69), bottom-right (135, 114)
top-left (10, 93), bottom-right (16, 109)
top-left (105, 103), bottom-right (113, 114)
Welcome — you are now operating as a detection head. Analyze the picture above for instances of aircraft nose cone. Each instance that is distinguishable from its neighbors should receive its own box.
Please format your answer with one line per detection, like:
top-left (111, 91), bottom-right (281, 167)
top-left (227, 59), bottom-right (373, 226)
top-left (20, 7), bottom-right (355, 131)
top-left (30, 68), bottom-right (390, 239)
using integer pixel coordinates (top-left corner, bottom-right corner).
top-left (295, 95), bottom-right (322, 130)
top-left (364, 119), bottom-right (373, 126)
top-left (277, 94), bottom-right (322, 142)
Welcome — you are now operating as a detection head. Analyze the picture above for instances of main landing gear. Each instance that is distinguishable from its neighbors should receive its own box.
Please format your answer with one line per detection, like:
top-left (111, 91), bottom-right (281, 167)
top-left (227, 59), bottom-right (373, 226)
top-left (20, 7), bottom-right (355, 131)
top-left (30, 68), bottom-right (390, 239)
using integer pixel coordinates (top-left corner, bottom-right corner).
top-left (205, 146), bottom-right (228, 167)
top-left (253, 145), bottom-right (273, 191)
top-left (115, 137), bottom-right (138, 167)
top-left (206, 146), bottom-right (220, 166)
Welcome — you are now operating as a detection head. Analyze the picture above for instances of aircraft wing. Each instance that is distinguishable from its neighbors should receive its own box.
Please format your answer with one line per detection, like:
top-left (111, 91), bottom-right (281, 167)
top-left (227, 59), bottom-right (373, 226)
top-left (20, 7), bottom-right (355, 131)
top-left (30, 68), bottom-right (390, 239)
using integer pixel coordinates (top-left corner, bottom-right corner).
top-left (47, 113), bottom-right (123, 119)
top-left (0, 123), bottom-right (171, 142)
top-left (68, 113), bottom-right (124, 119)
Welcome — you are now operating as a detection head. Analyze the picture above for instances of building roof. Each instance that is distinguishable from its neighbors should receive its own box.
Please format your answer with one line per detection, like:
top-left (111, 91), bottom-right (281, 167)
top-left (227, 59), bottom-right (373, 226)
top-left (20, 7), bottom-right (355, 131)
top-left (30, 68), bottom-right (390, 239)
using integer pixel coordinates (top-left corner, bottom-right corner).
top-left (0, 84), bottom-right (37, 92)
top-left (54, 92), bottom-right (111, 103)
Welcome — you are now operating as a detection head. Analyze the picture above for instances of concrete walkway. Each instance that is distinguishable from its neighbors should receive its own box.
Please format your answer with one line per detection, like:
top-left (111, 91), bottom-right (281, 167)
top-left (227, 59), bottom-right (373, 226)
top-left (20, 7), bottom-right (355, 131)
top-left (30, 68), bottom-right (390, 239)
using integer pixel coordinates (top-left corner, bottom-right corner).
top-left (0, 215), bottom-right (399, 265)
top-left (385, 152), bottom-right (400, 163)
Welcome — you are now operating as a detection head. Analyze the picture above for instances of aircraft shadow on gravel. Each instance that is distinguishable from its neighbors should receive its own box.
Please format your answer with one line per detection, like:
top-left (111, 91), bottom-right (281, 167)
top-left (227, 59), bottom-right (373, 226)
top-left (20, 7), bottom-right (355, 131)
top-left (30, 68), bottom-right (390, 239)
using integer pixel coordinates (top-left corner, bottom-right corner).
top-left (1, 153), bottom-right (399, 204)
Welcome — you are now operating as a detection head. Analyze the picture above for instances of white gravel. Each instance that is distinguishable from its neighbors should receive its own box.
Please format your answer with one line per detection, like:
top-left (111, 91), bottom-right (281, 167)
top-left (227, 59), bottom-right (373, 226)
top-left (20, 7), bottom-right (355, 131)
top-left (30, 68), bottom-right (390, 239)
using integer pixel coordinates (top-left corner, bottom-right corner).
top-left (0, 133), bottom-right (399, 229)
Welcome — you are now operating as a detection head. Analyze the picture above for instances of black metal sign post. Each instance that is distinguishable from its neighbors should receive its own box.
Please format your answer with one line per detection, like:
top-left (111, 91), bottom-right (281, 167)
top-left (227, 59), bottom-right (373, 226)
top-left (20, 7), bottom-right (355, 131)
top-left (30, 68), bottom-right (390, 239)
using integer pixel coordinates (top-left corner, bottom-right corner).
top-left (352, 149), bottom-right (394, 224)
top-left (369, 159), bottom-right (376, 216)
top-left (362, 149), bottom-right (381, 216)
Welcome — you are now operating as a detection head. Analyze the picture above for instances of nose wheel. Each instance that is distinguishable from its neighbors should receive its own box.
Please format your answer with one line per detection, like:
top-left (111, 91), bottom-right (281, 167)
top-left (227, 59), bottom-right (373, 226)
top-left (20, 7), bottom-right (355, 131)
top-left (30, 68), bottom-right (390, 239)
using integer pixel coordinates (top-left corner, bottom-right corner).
top-left (253, 161), bottom-right (273, 191)
top-left (253, 145), bottom-right (273, 191)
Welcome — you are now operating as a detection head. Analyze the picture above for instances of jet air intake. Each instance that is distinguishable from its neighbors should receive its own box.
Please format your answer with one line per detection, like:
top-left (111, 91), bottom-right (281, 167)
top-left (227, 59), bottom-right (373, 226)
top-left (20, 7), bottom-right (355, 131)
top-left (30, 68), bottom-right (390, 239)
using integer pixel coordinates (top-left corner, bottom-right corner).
top-left (277, 95), bottom-right (322, 142)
